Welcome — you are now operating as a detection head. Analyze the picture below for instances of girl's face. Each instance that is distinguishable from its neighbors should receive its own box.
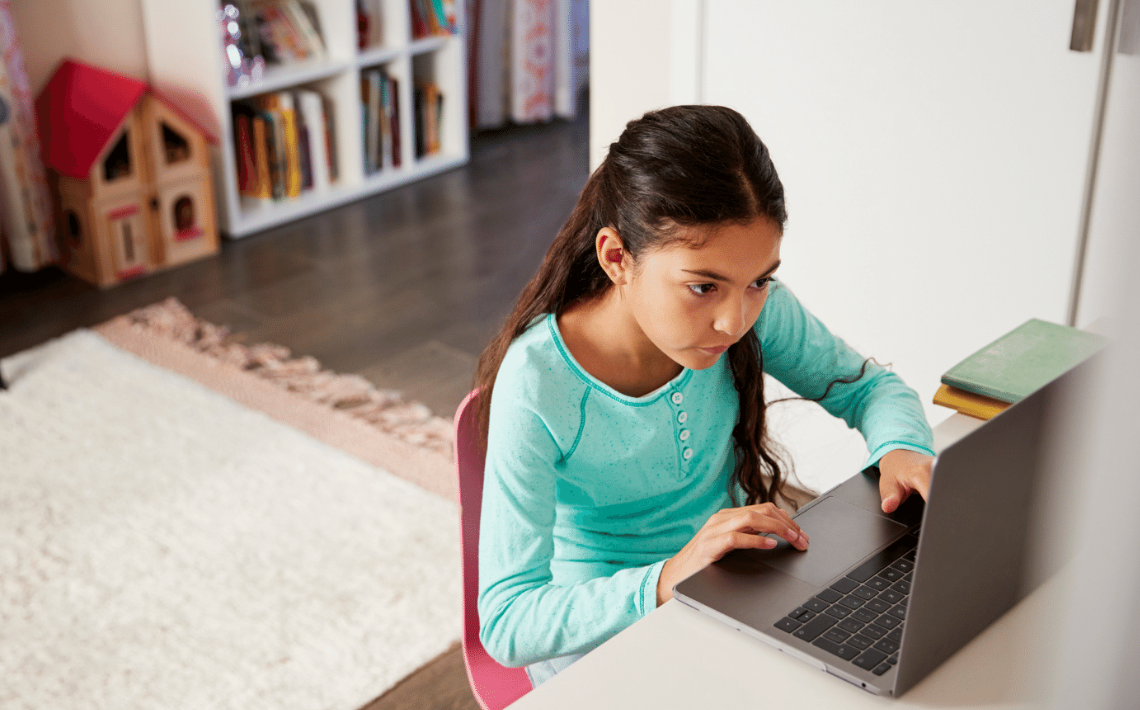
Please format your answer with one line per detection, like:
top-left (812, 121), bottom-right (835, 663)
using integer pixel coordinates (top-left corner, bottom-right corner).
top-left (617, 218), bottom-right (783, 371)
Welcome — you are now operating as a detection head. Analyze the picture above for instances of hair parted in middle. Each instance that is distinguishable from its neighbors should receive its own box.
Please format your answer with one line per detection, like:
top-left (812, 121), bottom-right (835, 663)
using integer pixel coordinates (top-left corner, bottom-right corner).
top-left (475, 104), bottom-right (797, 507)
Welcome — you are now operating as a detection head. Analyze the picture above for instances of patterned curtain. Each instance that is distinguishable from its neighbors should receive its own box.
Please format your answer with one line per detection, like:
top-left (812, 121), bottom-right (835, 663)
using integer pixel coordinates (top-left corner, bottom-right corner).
top-left (471, 0), bottom-right (584, 129)
top-left (511, 0), bottom-right (554, 123)
top-left (0, 0), bottom-right (56, 273)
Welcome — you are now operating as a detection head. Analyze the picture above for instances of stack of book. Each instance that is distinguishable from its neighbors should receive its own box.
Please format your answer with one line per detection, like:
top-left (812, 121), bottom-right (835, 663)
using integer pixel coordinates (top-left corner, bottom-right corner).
top-left (360, 67), bottom-right (401, 174)
top-left (413, 82), bottom-right (443, 158)
top-left (228, 0), bottom-right (326, 70)
top-left (934, 318), bottom-right (1108, 420)
top-left (410, 0), bottom-right (457, 39)
top-left (233, 90), bottom-right (337, 203)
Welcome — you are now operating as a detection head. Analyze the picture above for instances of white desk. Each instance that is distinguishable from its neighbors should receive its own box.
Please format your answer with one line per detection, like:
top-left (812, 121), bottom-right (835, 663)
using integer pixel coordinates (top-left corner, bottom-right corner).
top-left (511, 414), bottom-right (1065, 709)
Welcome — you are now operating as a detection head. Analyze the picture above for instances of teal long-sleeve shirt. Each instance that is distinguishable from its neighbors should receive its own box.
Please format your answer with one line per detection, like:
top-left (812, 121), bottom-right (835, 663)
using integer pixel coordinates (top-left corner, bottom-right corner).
top-left (477, 280), bottom-right (934, 667)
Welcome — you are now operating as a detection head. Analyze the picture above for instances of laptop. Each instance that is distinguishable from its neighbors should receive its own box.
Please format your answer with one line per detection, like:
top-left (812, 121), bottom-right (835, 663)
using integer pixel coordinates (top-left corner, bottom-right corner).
top-left (673, 355), bottom-right (1092, 696)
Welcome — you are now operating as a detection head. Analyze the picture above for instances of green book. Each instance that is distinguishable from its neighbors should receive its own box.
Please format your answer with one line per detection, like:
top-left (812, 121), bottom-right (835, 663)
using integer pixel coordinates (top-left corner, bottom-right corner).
top-left (941, 319), bottom-right (1108, 403)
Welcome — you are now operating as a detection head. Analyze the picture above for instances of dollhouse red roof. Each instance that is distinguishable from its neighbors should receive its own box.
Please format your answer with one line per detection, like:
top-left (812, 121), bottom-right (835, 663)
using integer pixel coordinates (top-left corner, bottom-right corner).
top-left (35, 59), bottom-right (215, 180)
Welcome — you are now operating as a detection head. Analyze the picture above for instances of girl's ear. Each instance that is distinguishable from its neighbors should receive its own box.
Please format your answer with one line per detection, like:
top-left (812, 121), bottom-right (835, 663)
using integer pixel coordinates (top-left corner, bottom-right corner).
top-left (596, 227), bottom-right (631, 285)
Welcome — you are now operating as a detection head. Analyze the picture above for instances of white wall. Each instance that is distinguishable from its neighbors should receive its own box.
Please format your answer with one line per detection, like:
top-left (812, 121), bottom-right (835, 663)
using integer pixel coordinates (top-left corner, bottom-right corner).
top-left (589, 0), bottom-right (676, 169)
top-left (10, 0), bottom-right (149, 94)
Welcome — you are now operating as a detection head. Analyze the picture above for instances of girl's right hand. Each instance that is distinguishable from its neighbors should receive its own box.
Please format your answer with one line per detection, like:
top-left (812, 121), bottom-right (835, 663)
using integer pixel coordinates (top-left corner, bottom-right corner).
top-left (656, 503), bottom-right (808, 606)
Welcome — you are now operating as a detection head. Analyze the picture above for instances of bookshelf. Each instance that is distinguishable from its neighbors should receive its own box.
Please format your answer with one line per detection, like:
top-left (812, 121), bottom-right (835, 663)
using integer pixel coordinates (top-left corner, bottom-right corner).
top-left (139, 0), bottom-right (468, 238)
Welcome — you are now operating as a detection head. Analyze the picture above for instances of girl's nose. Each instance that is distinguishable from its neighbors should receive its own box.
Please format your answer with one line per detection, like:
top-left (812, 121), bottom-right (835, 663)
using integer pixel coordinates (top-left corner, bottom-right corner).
top-left (713, 298), bottom-right (746, 336)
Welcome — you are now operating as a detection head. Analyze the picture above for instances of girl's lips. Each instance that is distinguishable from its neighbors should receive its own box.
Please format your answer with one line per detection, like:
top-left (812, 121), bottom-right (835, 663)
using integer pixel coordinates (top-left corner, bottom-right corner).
top-left (700, 345), bottom-right (729, 354)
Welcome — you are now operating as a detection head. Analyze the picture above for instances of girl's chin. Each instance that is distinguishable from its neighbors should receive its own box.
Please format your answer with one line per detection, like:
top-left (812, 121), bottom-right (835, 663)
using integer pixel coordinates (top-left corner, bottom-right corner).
top-left (677, 349), bottom-right (726, 370)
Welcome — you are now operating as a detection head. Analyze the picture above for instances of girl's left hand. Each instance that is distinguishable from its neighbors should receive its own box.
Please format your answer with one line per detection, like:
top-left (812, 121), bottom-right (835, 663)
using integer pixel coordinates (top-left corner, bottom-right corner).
top-left (877, 449), bottom-right (934, 513)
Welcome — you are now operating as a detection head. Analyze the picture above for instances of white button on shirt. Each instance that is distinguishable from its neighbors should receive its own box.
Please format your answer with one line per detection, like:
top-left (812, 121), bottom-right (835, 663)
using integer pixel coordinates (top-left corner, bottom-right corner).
top-left (682, 448), bottom-right (694, 460)
top-left (671, 392), bottom-right (684, 405)
top-left (679, 429), bottom-right (690, 441)
top-left (677, 412), bottom-right (687, 424)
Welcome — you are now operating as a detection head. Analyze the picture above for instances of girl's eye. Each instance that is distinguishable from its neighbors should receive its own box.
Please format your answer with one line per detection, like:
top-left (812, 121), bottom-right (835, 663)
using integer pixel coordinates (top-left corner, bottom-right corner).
top-left (688, 283), bottom-right (715, 296)
top-left (752, 277), bottom-right (771, 289)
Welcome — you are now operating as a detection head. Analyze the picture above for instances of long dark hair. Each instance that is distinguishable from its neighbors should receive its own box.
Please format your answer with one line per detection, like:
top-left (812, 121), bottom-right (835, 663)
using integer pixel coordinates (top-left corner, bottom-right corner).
top-left (475, 105), bottom-right (794, 506)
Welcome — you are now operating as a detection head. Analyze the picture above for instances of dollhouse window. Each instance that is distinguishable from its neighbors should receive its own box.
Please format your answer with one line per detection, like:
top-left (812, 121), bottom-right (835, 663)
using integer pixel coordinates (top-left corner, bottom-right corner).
top-left (64, 210), bottom-right (82, 248)
top-left (173, 196), bottom-right (196, 232)
top-left (121, 222), bottom-right (136, 262)
top-left (103, 132), bottom-right (132, 181)
top-left (161, 122), bottom-right (191, 164)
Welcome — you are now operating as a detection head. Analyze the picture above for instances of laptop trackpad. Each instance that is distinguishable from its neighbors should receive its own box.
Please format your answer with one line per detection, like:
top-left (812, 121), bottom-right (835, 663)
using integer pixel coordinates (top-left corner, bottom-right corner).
top-left (760, 496), bottom-right (909, 587)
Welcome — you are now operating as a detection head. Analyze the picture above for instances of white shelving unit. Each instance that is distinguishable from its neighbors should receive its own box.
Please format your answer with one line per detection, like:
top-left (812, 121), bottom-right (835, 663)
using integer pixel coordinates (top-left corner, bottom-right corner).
top-left (139, 0), bottom-right (468, 238)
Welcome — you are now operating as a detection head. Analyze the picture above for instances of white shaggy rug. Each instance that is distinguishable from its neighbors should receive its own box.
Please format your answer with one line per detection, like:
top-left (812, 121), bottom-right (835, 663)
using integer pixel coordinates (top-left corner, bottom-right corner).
top-left (0, 330), bottom-right (462, 710)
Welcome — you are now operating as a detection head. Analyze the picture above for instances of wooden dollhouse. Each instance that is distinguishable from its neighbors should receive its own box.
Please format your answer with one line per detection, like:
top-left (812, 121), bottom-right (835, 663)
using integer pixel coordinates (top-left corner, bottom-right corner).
top-left (35, 59), bottom-right (219, 287)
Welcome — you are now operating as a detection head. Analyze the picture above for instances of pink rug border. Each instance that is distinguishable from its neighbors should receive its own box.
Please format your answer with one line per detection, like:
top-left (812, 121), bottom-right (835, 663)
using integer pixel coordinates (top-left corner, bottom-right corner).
top-left (94, 317), bottom-right (457, 502)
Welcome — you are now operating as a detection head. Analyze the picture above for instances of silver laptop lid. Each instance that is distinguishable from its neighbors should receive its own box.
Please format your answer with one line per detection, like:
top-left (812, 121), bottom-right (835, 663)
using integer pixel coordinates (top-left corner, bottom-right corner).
top-left (895, 352), bottom-right (1090, 694)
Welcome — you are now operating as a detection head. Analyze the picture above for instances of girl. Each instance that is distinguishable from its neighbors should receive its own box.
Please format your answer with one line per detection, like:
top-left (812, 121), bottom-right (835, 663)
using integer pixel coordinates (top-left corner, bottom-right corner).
top-left (474, 105), bottom-right (935, 688)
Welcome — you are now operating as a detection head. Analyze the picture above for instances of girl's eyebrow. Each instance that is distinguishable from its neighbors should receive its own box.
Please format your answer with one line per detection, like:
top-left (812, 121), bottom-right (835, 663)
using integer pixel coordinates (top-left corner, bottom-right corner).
top-left (681, 260), bottom-right (781, 284)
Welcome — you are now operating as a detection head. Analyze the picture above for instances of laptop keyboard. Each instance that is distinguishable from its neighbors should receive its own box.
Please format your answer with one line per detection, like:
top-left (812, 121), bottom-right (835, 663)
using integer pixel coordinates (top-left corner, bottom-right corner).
top-left (773, 531), bottom-right (918, 677)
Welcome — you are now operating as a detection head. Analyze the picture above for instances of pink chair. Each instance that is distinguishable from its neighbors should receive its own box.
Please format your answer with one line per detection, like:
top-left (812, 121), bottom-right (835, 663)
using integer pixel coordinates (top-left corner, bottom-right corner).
top-left (454, 389), bottom-right (532, 709)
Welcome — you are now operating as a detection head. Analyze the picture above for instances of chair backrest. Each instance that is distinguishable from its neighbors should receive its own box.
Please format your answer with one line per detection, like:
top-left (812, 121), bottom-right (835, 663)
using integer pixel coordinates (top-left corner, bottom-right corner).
top-left (454, 389), bottom-right (532, 709)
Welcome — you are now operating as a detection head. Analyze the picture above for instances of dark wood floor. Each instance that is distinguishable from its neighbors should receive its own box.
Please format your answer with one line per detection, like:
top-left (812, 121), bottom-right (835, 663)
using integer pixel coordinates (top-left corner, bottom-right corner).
top-left (0, 113), bottom-right (589, 707)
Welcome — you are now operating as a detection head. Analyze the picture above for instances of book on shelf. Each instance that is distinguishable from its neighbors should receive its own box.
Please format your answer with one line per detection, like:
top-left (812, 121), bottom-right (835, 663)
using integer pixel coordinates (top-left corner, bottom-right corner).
top-left (280, 0), bottom-right (325, 55)
top-left (430, 83), bottom-right (442, 153)
top-left (413, 83), bottom-right (423, 157)
top-left (234, 88), bottom-right (335, 203)
top-left (296, 89), bottom-right (331, 190)
top-left (940, 318), bottom-right (1109, 404)
top-left (269, 92), bottom-right (303, 198)
top-left (358, 74), bottom-right (367, 171)
top-left (380, 74), bottom-right (395, 170)
top-left (932, 384), bottom-right (1011, 421)
top-left (389, 75), bottom-right (401, 167)
top-left (233, 104), bottom-right (269, 198)
top-left (250, 94), bottom-right (295, 199)
top-left (323, 94), bottom-right (338, 182)
top-left (356, 0), bottom-right (383, 49)
top-left (379, 75), bottom-right (390, 170)
top-left (413, 81), bottom-right (443, 158)
top-left (361, 68), bottom-right (400, 174)
top-left (372, 70), bottom-right (385, 171)
top-left (251, 114), bottom-right (272, 198)
top-left (258, 102), bottom-right (287, 199)
top-left (249, 0), bottom-right (326, 65)
top-left (410, 0), bottom-right (457, 39)
top-left (361, 70), bottom-right (379, 173)
top-left (297, 114), bottom-right (312, 190)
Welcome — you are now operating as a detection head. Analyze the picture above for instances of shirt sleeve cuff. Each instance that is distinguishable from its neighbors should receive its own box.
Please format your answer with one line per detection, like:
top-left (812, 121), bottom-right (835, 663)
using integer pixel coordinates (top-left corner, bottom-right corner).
top-left (637, 559), bottom-right (669, 616)
top-left (865, 441), bottom-right (937, 469)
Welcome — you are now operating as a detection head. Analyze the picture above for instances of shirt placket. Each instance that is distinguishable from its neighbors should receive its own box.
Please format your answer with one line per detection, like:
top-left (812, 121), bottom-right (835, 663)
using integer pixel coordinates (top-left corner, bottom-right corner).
top-left (668, 389), bottom-right (693, 476)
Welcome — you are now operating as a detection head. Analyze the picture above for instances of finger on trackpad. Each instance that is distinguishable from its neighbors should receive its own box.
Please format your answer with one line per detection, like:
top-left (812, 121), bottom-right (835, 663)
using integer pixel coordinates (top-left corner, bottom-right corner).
top-left (760, 496), bottom-right (908, 587)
